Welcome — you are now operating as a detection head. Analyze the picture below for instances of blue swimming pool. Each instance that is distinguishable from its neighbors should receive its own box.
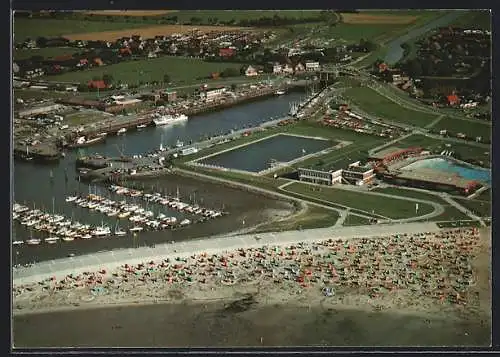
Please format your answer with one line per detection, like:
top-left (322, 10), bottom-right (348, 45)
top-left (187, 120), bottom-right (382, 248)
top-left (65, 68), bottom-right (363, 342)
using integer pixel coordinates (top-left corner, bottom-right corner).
top-left (402, 158), bottom-right (491, 184)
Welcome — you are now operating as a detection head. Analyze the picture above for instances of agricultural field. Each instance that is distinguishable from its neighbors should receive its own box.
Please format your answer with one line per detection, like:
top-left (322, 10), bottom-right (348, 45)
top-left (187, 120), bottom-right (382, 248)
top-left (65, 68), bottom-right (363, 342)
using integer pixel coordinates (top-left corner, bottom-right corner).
top-left (450, 10), bottom-right (491, 30)
top-left (430, 117), bottom-right (492, 141)
top-left (340, 13), bottom-right (418, 25)
top-left (343, 87), bottom-right (439, 127)
top-left (13, 18), bottom-right (155, 42)
top-left (13, 47), bottom-right (77, 61)
top-left (84, 11), bottom-right (178, 17)
top-left (283, 182), bottom-right (434, 219)
top-left (62, 24), bottom-right (251, 41)
top-left (40, 56), bottom-right (245, 85)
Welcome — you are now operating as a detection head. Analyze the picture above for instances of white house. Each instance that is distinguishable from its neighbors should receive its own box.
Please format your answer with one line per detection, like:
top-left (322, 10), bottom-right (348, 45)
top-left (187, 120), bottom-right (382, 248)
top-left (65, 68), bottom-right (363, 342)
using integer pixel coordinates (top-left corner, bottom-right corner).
top-left (245, 65), bottom-right (258, 77)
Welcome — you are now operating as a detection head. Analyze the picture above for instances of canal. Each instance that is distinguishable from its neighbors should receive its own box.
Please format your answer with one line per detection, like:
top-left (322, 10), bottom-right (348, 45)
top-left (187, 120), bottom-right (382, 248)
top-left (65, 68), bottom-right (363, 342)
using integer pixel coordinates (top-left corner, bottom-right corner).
top-left (383, 11), bottom-right (464, 65)
top-left (13, 92), bottom-right (303, 264)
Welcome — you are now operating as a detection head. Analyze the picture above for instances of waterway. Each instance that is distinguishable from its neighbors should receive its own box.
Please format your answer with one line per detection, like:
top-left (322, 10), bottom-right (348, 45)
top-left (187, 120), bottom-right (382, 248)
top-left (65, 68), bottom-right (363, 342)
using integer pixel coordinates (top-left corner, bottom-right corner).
top-left (383, 11), bottom-right (465, 65)
top-left (401, 157), bottom-right (491, 184)
top-left (199, 134), bottom-right (332, 173)
top-left (13, 92), bottom-right (303, 263)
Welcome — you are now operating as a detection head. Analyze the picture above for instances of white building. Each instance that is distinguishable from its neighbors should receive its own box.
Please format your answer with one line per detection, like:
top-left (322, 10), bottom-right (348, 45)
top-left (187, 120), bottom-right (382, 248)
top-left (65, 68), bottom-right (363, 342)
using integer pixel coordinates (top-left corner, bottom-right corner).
top-left (200, 87), bottom-right (227, 101)
top-left (305, 61), bottom-right (320, 71)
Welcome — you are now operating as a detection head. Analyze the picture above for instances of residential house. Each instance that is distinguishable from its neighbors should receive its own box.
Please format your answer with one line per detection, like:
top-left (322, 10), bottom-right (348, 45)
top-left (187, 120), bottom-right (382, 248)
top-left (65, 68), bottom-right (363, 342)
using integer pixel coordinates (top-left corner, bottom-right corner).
top-left (245, 65), bottom-right (258, 77)
top-left (87, 80), bottom-right (108, 90)
top-left (282, 63), bottom-right (294, 75)
top-left (93, 57), bottom-right (104, 66)
top-left (447, 94), bottom-right (461, 106)
top-left (378, 62), bottom-right (389, 72)
top-left (294, 62), bottom-right (305, 74)
top-left (273, 63), bottom-right (283, 74)
top-left (305, 61), bottom-right (320, 71)
top-left (219, 48), bottom-right (235, 58)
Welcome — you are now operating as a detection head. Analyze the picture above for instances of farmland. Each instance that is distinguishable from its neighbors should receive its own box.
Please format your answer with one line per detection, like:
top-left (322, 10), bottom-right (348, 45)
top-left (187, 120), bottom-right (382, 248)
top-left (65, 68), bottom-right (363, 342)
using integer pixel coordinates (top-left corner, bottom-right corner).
top-left (40, 56), bottom-right (245, 85)
top-left (62, 25), bottom-right (251, 41)
top-left (13, 18), bottom-right (155, 42)
top-left (13, 47), bottom-right (76, 61)
top-left (83, 11), bottom-right (178, 17)
top-left (283, 182), bottom-right (434, 219)
top-left (344, 87), bottom-right (439, 127)
top-left (340, 13), bottom-right (418, 25)
top-left (430, 117), bottom-right (492, 141)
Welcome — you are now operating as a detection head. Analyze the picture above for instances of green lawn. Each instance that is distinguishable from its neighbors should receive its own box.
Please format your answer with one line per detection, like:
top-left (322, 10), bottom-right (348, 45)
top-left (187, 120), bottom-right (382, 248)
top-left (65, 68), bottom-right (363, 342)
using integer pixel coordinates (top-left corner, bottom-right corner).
top-left (283, 182), bottom-right (434, 219)
top-left (396, 134), bottom-right (491, 166)
top-left (252, 205), bottom-right (339, 233)
top-left (41, 57), bottom-right (245, 85)
top-left (430, 117), bottom-right (492, 140)
top-left (172, 10), bottom-right (325, 23)
top-left (372, 187), bottom-right (444, 202)
top-left (14, 18), bottom-right (155, 42)
top-left (454, 198), bottom-right (491, 217)
top-left (430, 205), bottom-right (471, 222)
top-left (14, 47), bottom-right (78, 61)
top-left (475, 189), bottom-right (491, 201)
top-left (342, 214), bottom-right (372, 226)
top-left (344, 87), bottom-right (439, 127)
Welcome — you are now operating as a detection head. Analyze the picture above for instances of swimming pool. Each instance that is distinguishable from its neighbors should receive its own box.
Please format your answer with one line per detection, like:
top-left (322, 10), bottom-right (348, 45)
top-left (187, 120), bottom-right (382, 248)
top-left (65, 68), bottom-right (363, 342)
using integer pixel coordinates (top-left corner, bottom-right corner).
top-left (402, 158), bottom-right (491, 184)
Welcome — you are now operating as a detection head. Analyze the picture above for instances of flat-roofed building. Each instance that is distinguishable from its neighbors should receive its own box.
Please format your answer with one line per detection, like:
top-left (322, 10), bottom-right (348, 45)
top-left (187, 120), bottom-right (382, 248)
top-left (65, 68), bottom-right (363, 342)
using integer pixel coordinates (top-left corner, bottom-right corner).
top-left (298, 167), bottom-right (343, 185)
top-left (341, 161), bottom-right (375, 185)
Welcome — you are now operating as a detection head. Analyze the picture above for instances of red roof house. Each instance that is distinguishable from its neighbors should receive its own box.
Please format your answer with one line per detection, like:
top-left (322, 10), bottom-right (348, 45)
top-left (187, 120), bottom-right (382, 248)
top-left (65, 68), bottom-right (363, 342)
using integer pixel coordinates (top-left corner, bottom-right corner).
top-left (378, 63), bottom-right (388, 72)
top-left (87, 80), bottom-right (107, 89)
top-left (447, 94), bottom-right (460, 106)
top-left (219, 48), bottom-right (235, 57)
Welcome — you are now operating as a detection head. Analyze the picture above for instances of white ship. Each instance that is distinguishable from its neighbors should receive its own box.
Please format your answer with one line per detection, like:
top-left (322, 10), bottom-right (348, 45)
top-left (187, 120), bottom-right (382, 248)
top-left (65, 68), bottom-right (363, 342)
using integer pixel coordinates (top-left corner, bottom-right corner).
top-left (153, 113), bottom-right (189, 126)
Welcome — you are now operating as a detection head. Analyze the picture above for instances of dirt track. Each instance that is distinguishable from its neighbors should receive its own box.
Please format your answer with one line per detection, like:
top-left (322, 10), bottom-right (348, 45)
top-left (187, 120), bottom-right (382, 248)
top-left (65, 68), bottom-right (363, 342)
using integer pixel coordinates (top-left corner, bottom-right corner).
top-left (341, 13), bottom-right (418, 24)
top-left (63, 25), bottom-right (251, 41)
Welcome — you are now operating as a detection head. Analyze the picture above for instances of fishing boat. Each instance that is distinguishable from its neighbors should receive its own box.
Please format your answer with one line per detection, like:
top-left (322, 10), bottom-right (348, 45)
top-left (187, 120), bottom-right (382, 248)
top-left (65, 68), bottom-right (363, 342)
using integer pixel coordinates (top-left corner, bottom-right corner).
top-left (62, 236), bottom-right (75, 242)
top-left (66, 195), bottom-right (78, 203)
top-left (137, 124), bottom-right (148, 129)
top-left (129, 226), bottom-right (143, 232)
top-left (118, 211), bottom-right (132, 219)
top-left (117, 128), bottom-right (127, 135)
top-left (12, 241), bottom-right (24, 246)
top-left (180, 219), bottom-right (191, 226)
top-left (275, 89), bottom-right (285, 95)
top-left (114, 225), bottom-right (127, 236)
top-left (81, 234), bottom-right (92, 240)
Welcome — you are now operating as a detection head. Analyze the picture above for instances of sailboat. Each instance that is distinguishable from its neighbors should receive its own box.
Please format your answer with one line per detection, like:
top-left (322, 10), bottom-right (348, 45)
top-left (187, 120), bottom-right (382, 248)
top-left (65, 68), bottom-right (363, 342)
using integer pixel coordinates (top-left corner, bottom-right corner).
top-left (114, 221), bottom-right (127, 236)
top-left (25, 145), bottom-right (33, 161)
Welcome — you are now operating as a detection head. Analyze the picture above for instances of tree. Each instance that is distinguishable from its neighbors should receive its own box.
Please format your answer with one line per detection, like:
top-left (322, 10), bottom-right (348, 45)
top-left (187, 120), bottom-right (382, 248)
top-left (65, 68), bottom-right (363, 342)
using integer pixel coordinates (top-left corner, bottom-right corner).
top-left (163, 74), bottom-right (171, 83)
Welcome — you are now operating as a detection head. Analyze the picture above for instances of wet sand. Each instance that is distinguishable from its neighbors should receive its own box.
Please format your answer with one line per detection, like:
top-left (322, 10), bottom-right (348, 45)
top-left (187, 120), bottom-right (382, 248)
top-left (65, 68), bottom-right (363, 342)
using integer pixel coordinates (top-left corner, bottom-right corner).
top-left (13, 300), bottom-right (489, 347)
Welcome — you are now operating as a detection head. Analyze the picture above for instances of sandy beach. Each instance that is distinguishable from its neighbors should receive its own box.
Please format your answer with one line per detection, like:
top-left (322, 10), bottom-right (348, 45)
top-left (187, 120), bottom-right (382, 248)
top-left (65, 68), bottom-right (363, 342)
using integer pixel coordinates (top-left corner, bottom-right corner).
top-left (13, 226), bottom-right (491, 347)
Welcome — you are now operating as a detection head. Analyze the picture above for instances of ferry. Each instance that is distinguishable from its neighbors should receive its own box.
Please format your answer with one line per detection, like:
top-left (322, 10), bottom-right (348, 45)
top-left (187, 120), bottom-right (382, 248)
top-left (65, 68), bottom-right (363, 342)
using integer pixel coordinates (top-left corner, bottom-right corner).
top-left (153, 114), bottom-right (188, 126)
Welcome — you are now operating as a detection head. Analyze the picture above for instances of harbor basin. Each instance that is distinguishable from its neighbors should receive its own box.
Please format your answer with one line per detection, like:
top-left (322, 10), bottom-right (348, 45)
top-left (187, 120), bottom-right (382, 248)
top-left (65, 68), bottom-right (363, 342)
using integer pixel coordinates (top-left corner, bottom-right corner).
top-left (196, 134), bottom-right (335, 173)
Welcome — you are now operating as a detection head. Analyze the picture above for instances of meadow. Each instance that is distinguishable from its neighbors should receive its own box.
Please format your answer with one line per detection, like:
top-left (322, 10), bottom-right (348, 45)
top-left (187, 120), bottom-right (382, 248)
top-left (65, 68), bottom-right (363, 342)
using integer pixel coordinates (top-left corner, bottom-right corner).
top-left (430, 117), bottom-right (491, 141)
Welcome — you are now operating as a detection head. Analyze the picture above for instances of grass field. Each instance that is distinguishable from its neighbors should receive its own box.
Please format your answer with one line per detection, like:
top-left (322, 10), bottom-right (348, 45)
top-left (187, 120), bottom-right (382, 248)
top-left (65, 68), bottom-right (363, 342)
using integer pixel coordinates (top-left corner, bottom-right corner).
top-left (344, 87), bottom-right (439, 127)
top-left (283, 182), bottom-right (434, 219)
top-left (453, 198), bottom-right (491, 217)
top-left (430, 117), bottom-right (492, 140)
top-left (13, 47), bottom-right (77, 61)
top-left (14, 18), bottom-right (155, 42)
top-left (340, 13), bottom-right (418, 25)
top-left (252, 205), bottom-right (339, 233)
top-left (84, 11), bottom-right (178, 17)
top-left (396, 134), bottom-right (491, 165)
top-left (475, 189), bottom-right (491, 201)
top-left (40, 56), bottom-right (244, 85)
top-left (342, 214), bottom-right (373, 226)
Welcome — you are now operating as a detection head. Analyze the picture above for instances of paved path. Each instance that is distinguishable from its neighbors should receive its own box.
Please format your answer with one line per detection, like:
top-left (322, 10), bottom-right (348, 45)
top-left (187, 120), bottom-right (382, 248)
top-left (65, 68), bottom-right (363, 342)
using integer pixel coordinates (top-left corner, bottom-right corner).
top-left (425, 114), bottom-right (446, 129)
top-left (13, 221), bottom-right (441, 286)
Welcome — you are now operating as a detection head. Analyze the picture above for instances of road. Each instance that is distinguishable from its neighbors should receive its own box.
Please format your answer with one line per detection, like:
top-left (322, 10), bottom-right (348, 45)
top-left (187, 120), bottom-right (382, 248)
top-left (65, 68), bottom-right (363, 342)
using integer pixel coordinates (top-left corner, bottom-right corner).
top-left (13, 221), bottom-right (442, 286)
